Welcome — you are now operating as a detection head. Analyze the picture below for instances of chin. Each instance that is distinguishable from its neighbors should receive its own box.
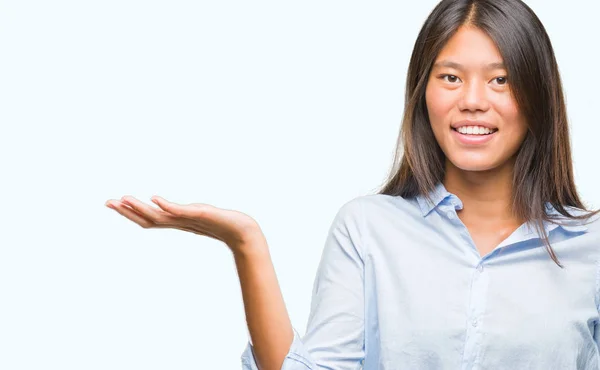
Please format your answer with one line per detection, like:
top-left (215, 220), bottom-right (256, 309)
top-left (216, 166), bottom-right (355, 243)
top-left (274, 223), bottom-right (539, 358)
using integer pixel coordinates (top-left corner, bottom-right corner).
top-left (446, 155), bottom-right (499, 172)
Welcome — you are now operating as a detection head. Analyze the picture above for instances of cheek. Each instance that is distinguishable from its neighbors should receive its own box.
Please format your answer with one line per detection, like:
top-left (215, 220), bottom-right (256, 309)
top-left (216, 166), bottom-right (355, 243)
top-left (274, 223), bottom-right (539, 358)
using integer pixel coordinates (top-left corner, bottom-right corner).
top-left (425, 86), bottom-right (454, 127)
top-left (495, 97), bottom-right (528, 137)
top-left (495, 95), bottom-right (520, 120)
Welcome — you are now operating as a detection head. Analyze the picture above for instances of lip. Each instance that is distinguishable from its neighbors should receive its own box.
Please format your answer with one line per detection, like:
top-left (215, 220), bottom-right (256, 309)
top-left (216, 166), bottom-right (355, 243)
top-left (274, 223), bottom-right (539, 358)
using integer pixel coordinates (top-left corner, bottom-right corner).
top-left (451, 126), bottom-right (497, 145)
top-left (451, 120), bottom-right (498, 130)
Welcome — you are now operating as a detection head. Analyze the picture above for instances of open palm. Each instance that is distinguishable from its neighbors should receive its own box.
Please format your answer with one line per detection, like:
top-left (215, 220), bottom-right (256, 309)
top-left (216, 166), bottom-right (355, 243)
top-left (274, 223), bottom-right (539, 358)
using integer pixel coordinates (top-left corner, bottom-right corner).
top-left (105, 195), bottom-right (262, 252)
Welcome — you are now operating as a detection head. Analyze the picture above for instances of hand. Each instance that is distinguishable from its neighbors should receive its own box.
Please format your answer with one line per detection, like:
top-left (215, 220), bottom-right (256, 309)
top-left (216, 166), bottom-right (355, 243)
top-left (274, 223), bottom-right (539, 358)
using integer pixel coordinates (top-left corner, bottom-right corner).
top-left (105, 195), bottom-right (264, 255)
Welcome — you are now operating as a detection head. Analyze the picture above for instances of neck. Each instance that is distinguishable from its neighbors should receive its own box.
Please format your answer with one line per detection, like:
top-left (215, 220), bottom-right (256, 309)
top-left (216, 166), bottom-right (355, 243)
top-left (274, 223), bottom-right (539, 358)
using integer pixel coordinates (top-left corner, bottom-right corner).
top-left (443, 156), bottom-right (520, 224)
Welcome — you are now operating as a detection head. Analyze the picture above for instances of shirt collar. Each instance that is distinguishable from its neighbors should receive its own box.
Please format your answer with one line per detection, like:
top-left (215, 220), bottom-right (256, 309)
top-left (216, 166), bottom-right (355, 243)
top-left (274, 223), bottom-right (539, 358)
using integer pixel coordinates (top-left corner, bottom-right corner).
top-left (416, 181), bottom-right (462, 217)
top-left (415, 181), bottom-right (588, 233)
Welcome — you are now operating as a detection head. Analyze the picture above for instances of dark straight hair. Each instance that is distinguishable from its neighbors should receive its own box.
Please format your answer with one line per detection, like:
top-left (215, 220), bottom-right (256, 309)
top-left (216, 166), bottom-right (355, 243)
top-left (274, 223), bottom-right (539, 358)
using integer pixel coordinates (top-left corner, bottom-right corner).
top-left (375, 0), bottom-right (599, 267)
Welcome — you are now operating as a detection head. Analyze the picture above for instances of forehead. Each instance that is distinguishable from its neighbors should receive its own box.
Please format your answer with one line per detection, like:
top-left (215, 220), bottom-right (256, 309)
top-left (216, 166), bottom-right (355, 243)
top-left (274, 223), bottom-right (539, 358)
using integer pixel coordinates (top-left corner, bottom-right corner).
top-left (433, 26), bottom-right (504, 70)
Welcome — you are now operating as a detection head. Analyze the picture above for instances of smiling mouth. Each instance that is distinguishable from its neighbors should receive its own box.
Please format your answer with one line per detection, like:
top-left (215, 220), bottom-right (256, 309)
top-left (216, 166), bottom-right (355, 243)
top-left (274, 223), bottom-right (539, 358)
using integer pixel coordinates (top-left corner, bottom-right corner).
top-left (451, 127), bottom-right (499, 135)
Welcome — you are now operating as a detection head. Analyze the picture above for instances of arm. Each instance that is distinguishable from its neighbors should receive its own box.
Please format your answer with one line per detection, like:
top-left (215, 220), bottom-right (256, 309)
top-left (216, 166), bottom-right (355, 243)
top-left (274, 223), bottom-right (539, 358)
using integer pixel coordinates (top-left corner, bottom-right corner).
top-left (239, 199), bottom-right (366, 369)
top-left (234, 232), bottom-right (294, 370)
top-left (104, 193), bottom-right (306, 369)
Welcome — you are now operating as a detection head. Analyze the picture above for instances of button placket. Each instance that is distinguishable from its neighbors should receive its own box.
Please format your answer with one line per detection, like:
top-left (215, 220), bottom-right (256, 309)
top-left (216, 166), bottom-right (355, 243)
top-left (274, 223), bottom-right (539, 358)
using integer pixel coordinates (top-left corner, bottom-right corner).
top-left (461, 265), bottom-right (489, 370)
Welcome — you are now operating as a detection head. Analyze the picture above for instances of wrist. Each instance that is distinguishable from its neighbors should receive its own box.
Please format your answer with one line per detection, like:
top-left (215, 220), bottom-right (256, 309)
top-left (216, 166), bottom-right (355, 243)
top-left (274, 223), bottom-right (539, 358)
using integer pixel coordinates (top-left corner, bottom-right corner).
top-left (230, 230), bottom-right (269, 259)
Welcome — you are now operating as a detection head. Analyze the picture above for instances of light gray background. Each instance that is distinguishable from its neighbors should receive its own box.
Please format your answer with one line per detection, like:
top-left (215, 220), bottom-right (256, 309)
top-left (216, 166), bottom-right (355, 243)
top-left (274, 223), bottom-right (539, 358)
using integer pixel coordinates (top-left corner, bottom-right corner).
top-left (1, 1), bottom-right (598, 369)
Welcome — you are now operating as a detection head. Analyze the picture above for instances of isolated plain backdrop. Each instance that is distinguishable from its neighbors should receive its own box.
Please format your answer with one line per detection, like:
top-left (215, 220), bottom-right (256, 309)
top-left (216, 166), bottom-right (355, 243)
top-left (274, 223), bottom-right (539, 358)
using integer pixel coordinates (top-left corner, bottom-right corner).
top-left (0, 0), bottom-right (598, 369)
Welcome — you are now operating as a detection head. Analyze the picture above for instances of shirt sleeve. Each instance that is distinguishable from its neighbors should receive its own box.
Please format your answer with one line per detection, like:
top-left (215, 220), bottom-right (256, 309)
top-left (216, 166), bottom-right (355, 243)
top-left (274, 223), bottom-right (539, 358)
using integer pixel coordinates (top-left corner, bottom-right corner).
top-left (240, 199), bottom-right (366, 369)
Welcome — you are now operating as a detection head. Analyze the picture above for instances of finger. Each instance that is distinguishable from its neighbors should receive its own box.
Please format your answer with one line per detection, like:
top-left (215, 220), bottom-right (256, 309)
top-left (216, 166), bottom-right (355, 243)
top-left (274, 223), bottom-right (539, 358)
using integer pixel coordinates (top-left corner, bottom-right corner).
top-left (108, 199), bottom-right (225, 241)
top-left (150, 195), bottom-right (212, 220)
top-left (107, 200), bottom-right (155, 229)
top-left (150, 197), bottom-right (226, 240)
top-left (150, 195), bottom-right (184, 213)
top-left (121, 196), bottom-right (174, 224)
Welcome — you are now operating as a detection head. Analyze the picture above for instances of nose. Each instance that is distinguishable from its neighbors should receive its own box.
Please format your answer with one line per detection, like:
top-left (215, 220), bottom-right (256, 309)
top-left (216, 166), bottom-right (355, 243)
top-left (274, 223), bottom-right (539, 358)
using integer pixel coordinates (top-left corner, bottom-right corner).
top-left (457, 80), bottom-right (490, 112)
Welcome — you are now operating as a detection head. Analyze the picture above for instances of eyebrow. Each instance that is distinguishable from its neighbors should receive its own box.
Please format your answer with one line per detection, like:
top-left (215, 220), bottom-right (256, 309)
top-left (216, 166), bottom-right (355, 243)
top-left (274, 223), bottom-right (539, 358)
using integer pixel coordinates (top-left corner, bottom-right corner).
top-left (432, 60), bottom-right (506, 71)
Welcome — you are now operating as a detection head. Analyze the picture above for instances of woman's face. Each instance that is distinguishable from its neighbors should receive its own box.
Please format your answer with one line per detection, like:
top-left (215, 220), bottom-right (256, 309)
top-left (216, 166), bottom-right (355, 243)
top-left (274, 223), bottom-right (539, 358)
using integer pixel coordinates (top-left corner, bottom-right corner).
top-left (425, 25), bottom-right (528, 172)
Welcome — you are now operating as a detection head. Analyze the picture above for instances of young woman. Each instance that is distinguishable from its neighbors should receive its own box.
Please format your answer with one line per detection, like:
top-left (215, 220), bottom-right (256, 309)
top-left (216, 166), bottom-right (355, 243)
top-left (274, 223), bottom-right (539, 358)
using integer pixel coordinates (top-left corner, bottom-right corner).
top-left (105, 0), bottom-right (600, 368)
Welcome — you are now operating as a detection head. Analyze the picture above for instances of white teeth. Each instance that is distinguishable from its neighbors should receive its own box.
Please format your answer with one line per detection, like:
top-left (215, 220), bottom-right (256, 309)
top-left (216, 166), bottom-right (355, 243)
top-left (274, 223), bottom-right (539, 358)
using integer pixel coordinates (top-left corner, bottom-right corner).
top-left (456, 126), bottom-right (494, 135)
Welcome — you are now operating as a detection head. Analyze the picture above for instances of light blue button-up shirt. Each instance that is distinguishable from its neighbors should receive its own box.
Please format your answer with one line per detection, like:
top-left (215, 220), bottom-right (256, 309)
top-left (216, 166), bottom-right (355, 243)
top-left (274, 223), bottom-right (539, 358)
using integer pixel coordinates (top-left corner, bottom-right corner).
top-left (241, 181), bottom-right (600, 369)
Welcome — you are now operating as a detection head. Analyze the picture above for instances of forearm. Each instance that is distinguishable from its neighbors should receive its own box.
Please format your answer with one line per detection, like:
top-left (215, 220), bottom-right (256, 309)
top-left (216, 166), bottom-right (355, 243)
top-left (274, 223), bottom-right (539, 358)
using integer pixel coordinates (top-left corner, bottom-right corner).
top-left (233, 233), bottom-right (294, 370)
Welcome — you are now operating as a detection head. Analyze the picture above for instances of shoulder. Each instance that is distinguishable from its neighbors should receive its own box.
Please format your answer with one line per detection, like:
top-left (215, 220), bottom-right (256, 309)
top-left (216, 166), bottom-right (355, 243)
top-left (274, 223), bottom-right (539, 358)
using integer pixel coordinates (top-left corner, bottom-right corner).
top-left (557, 206), bottom-right (600, 244)
top-left (334, 193), bottom-right (429, 228)
top-left (582, 209), bottom-right (600, 234)
top-left (338, 193), bottom-right (424, 239)
top-left (333, 193), bottom-right (419, 228)
top-left (355, 193), bottom-right (422, 220)
top-left (329, 194), bottom-right (418, 258)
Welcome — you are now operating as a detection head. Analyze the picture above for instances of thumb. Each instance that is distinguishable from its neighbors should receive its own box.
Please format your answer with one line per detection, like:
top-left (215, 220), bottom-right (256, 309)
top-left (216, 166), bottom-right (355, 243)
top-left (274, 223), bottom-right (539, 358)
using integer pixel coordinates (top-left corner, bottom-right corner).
top-left (150, 196), bottom-right (172, 211)
top-left (150, 195), bottom-right (191, 218)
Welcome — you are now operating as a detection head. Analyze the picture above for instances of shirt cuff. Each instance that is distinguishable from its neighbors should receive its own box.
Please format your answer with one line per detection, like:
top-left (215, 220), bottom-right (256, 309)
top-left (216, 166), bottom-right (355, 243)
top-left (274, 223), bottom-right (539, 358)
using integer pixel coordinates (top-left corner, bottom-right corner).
top-left (240, 327), bottom-right (315, 369)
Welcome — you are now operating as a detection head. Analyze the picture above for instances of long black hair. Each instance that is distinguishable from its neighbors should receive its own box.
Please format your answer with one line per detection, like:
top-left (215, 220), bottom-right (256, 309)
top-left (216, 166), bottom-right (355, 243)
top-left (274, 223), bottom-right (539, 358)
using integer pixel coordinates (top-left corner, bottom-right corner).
top-left (375, 0), bottom-right (599, 267)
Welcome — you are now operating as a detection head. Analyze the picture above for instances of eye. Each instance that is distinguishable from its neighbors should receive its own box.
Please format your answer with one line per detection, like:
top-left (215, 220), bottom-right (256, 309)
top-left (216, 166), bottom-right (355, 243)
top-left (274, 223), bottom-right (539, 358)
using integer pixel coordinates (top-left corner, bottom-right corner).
top-left (493, 76), bottom-right (508, 85)
top-left (440, 74), bottom-right (461, 84)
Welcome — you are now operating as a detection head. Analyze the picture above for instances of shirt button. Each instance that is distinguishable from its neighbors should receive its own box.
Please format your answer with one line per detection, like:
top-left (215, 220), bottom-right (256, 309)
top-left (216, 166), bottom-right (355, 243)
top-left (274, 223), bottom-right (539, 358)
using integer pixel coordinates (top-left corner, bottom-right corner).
top-left (446, 211), bottom-right (455, 219)
top-left (472, 318), bottom-right (478, 327)
top-left (477, 264), bottom-right (483, 272)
